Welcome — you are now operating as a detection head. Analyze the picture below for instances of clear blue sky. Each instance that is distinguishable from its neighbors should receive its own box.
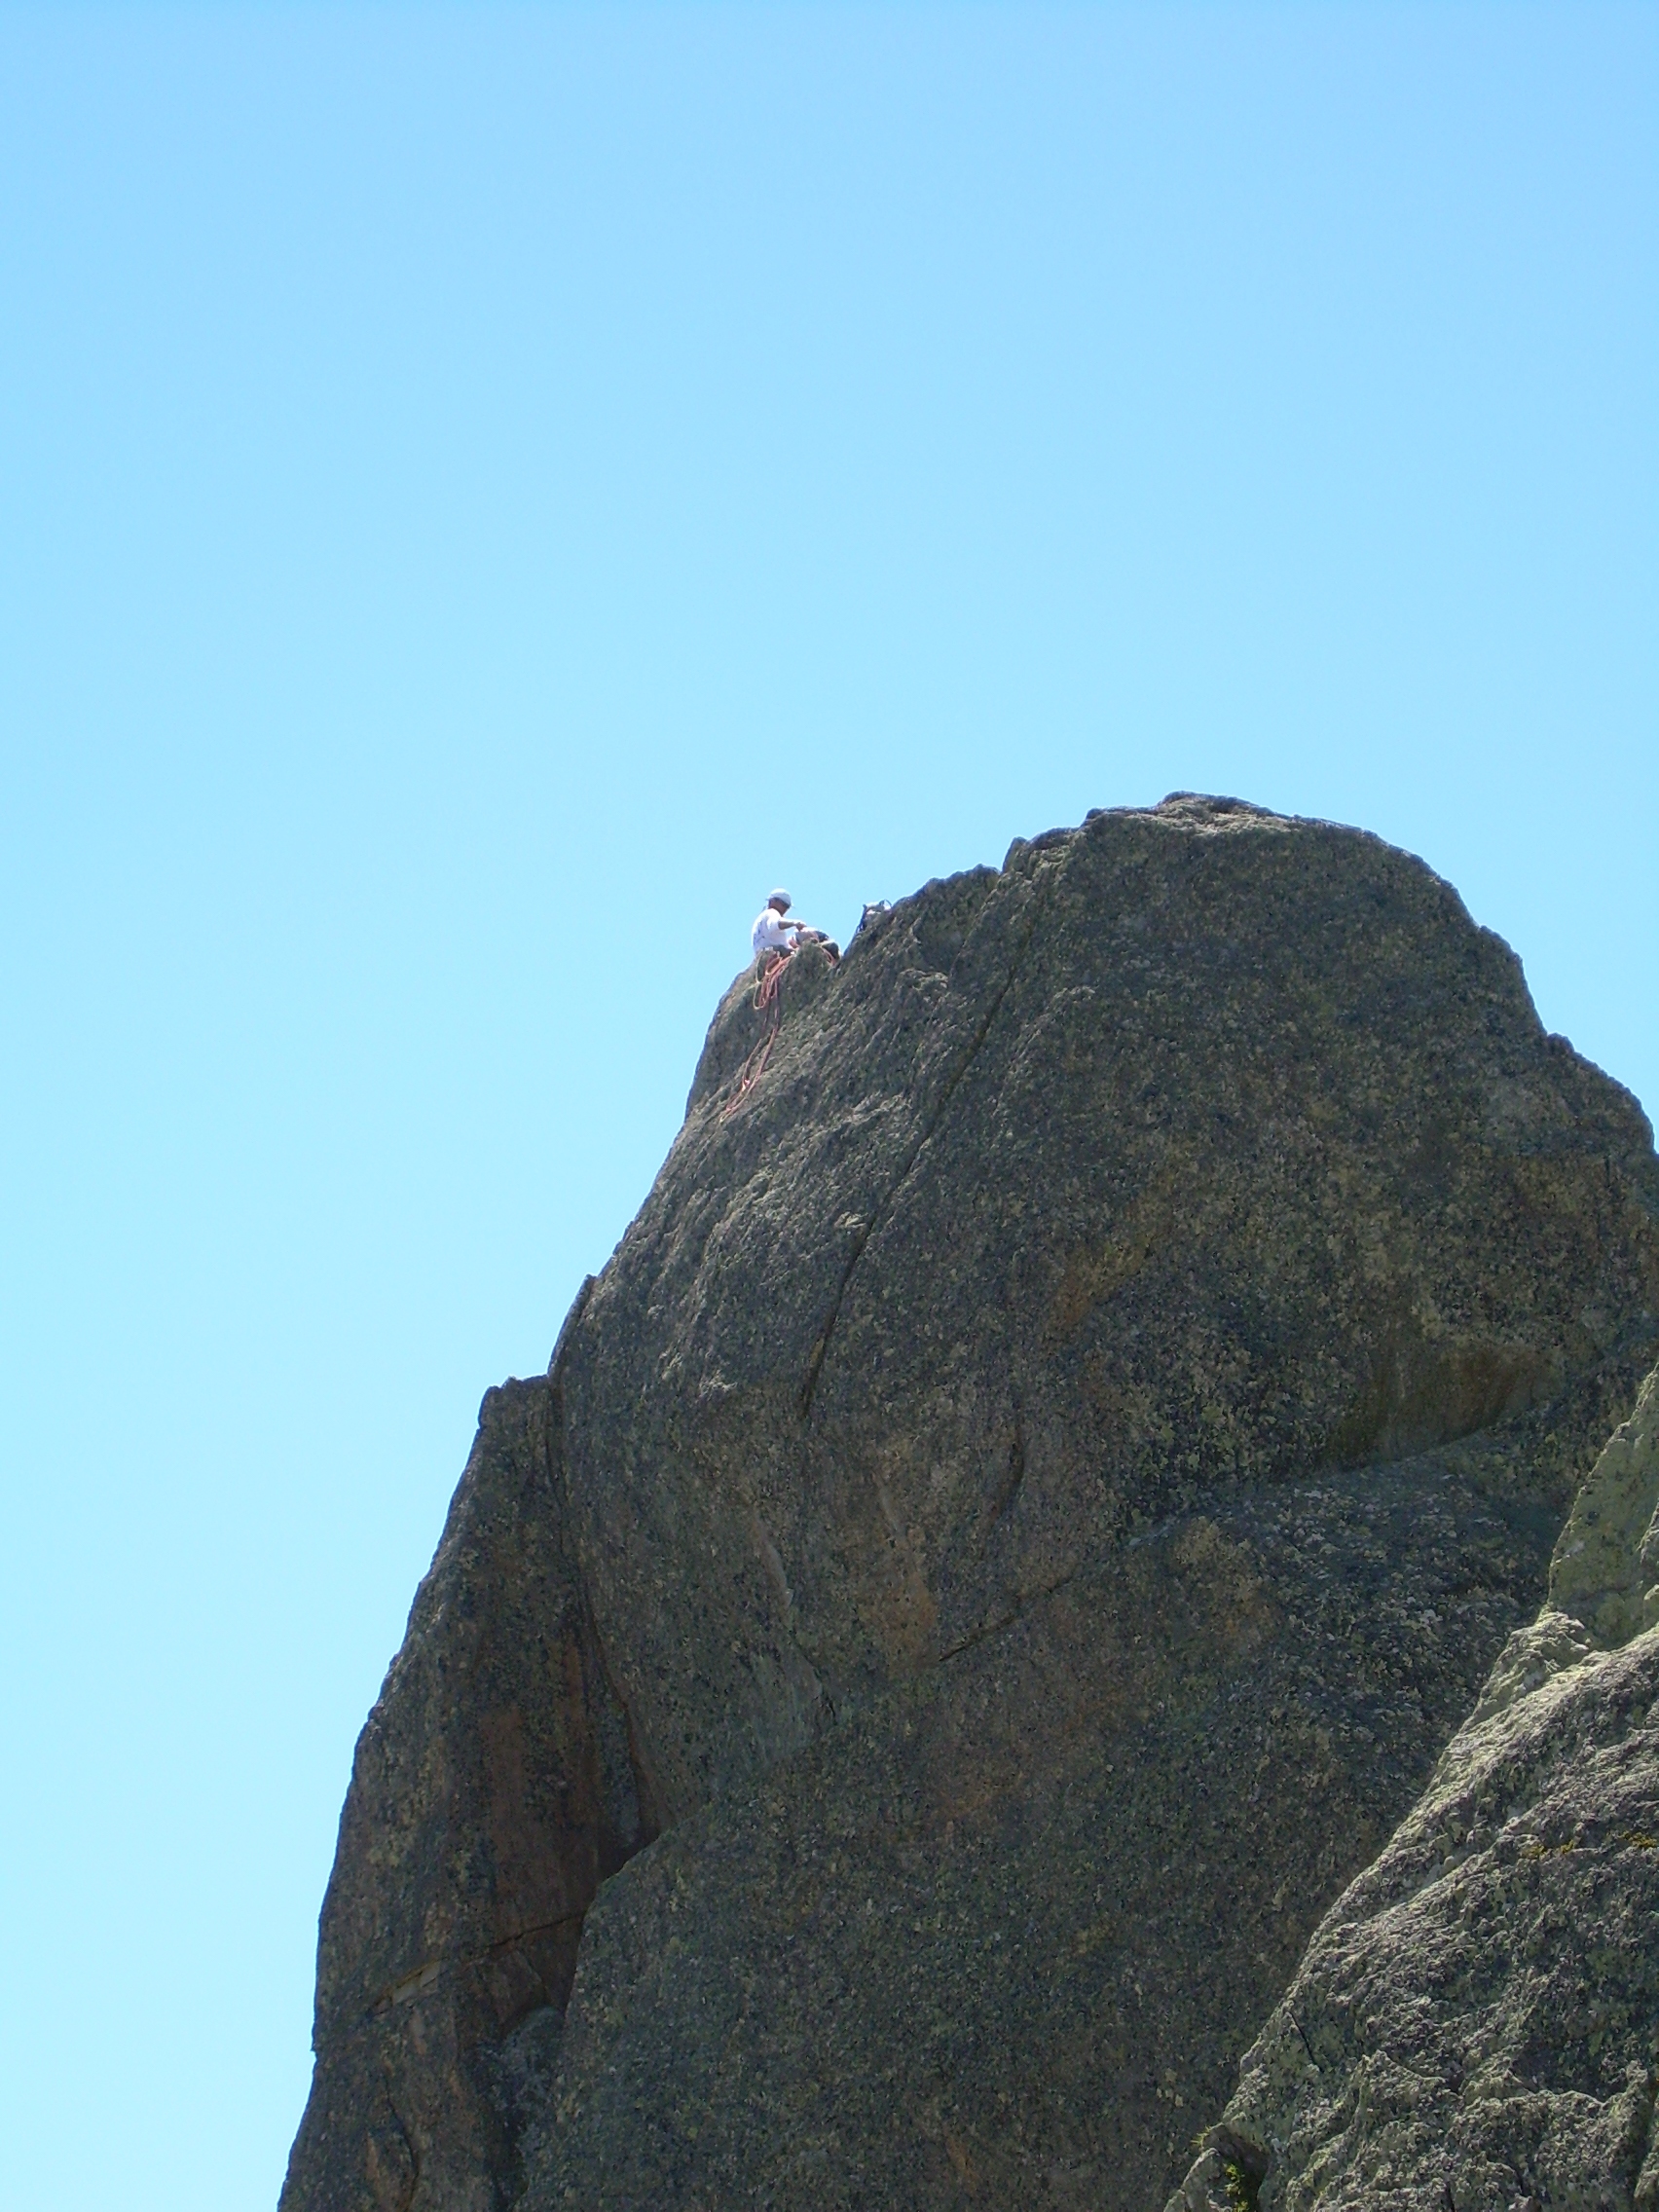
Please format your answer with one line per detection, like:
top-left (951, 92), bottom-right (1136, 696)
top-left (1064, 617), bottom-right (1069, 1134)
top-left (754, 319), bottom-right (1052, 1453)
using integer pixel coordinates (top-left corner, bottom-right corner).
top-left (0, 6), bottom-right (1652, 2206)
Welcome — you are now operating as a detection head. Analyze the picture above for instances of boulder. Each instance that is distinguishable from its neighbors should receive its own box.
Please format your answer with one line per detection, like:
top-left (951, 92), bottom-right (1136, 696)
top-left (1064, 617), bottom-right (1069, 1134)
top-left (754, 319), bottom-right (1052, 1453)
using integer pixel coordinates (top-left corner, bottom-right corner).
top-left (281, 797), bottom-right (1659, 2212)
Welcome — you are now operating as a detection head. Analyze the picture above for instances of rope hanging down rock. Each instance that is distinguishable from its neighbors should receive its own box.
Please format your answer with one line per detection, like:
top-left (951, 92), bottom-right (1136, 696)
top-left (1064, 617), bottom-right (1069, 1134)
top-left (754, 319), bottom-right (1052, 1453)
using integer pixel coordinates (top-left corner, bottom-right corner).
top-left (720, 949), bottom-right (792, 1119)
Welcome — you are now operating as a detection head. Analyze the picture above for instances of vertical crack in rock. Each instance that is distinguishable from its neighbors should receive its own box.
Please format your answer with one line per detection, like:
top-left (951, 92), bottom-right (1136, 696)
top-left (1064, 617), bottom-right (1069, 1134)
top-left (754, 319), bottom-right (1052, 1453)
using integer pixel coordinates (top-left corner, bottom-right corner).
top-left (797, 856), bottom-right (1055, 1421)
top-left (379, 2097), bottom-right (419, 2212)
top-left (988, 1390), bottom-right (1027, 1530)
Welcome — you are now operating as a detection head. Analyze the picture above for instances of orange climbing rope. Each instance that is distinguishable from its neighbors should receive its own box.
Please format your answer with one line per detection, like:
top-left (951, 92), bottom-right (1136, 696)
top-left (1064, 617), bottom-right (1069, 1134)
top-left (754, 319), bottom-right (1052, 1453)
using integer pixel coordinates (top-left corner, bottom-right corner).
top-left (755, 950), bottom-right (791, 1010)
top-left (721, 950), bottom-right (793, 1118)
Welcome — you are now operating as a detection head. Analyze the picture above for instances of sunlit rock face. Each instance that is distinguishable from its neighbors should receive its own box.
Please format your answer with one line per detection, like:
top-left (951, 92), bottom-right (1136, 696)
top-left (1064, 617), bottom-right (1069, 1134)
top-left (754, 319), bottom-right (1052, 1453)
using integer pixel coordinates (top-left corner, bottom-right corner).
top-left (279, 796), bottom-right (1659, 2212)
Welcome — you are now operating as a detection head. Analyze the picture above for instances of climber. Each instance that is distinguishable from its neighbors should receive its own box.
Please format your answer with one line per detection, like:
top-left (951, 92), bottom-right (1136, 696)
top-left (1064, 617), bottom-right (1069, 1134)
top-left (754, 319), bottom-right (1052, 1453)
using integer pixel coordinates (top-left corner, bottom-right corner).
top-left (752, 890), bottom-right (839, 966)
top-left (752, 890), bottom-right (798, 961)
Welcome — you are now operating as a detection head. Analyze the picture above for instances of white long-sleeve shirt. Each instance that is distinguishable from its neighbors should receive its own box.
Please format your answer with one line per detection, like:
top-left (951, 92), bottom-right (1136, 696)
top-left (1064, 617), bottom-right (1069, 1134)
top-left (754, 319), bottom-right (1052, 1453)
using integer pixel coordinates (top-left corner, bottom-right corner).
top-left (752, 906), bottom-right (797, 958)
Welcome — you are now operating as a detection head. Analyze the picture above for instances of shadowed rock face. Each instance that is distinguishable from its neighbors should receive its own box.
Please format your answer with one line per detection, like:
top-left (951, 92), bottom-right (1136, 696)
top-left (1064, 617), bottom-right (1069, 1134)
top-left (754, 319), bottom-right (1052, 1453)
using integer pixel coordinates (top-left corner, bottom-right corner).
top-left (1168, 1369), bottom-right (1659, 2212)
top-left (280, 797), bottom-right (1659, 2212)
top-left (278, 1374), bottom-right (659, 2212)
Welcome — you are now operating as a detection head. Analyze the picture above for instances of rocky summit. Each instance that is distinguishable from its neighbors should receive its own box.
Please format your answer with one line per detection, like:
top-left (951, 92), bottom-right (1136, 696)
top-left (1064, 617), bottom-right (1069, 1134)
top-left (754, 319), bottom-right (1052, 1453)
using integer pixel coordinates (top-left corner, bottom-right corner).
top-left (279, 796), bottom-right (1659, 2212)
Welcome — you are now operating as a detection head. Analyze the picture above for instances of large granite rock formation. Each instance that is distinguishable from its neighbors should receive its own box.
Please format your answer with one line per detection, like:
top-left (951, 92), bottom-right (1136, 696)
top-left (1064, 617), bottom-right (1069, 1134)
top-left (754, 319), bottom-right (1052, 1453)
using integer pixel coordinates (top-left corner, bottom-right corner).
top-left (1168, 1365), bottom-right (1659, 2212)
top-left (279, 796), bottom-right (1659, 2212)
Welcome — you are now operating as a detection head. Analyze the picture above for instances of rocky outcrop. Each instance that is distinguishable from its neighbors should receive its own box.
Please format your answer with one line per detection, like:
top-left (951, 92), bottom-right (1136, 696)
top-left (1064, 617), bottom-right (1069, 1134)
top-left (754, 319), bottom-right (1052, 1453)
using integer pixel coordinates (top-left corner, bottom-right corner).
top-left (1167, 1368), bottom-right (1659, 2212)
top-left (280, 796), bottom-right (1659, 2212)
top-left (278, 1371), bottom-right (658, 2212)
